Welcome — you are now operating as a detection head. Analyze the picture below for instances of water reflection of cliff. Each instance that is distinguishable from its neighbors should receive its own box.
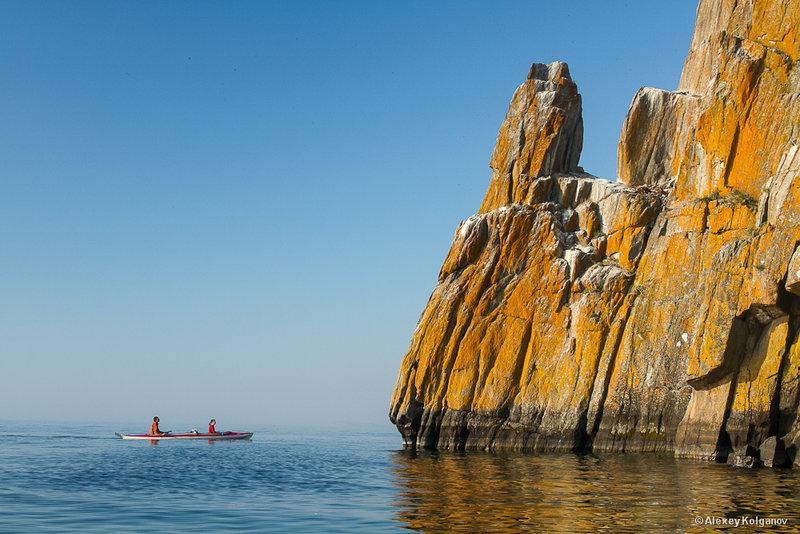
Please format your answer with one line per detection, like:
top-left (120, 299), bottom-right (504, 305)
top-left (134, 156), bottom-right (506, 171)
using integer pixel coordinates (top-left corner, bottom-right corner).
top-left (389, 451), bottom-right (800, 533)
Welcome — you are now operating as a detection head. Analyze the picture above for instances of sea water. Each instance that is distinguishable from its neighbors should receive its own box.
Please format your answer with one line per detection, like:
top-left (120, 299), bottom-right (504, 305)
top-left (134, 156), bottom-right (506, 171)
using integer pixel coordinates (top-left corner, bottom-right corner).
top-left (2, 422), bottom-right (800, 533)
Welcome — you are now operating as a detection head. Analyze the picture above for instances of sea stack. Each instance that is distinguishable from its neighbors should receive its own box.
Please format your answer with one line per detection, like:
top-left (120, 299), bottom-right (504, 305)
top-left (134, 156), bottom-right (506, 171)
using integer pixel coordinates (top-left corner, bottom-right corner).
top-left (389, 0), bottom-right (800, 467)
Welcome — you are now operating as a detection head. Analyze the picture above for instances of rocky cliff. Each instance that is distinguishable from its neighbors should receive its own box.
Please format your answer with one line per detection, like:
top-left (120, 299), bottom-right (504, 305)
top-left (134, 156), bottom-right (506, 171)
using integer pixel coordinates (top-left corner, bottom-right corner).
top-left (390, 0), bottom-right (800, 468)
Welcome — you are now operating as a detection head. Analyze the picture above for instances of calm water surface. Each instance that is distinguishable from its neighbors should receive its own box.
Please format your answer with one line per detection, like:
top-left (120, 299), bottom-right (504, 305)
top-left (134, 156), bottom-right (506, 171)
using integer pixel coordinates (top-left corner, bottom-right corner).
top-left (2, 423), bottom-right (799, 532)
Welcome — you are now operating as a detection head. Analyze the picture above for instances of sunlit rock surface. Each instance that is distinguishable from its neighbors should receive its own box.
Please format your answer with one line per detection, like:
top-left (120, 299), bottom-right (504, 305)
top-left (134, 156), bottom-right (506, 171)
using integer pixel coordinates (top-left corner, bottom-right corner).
top-left (391, 0), bottom-right (800, 467)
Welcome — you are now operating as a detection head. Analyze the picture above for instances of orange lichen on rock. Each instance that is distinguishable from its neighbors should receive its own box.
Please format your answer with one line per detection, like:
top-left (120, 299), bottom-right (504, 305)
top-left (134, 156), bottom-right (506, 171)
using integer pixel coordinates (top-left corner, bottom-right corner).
top-left (751, 0), bottom-right (800, 62)
top-left (480, 62), bottom-right (583, 214)
top-left (391, 0), bottom-right (800, 466)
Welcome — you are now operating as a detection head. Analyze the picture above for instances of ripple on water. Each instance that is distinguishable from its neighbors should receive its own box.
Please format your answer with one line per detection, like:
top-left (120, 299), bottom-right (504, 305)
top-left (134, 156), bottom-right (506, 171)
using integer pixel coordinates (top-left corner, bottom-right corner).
top-left (2, 425), bottom-right (799, 532)
top-left (388, 450), bottom-right (800, 533)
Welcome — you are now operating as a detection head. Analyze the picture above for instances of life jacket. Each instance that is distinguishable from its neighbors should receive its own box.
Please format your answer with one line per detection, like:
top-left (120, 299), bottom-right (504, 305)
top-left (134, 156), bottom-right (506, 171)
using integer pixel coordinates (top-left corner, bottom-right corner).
top-left (209, 424), bottom-right (216, 433)
top-left (150, 421), bottom-right (160, 435)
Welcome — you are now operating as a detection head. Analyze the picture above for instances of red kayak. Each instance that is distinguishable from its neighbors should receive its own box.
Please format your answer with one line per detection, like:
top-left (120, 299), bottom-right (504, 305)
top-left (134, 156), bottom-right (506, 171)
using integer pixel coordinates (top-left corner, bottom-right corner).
top-left (115, 431), bottom-right (253, 441)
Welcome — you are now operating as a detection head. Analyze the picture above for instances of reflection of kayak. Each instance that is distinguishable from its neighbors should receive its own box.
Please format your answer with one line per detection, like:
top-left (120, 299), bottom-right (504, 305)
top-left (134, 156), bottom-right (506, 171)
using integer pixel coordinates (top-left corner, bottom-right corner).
top-left (115, 431), bottom-right (253, 441)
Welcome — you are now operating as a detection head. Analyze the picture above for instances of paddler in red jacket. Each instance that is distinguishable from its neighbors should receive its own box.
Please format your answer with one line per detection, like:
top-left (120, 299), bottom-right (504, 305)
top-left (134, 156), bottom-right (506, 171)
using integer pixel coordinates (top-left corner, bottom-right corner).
top-left (208, 419), bottom-right (220, 434)
top-left (150, 416), bottom-right (167, 436)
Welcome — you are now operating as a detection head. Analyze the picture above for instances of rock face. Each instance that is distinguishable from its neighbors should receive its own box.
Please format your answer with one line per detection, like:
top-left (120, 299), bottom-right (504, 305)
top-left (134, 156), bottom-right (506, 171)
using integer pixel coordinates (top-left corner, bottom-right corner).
top-left (390, 0), bottom-right (800, 467)
top-left (479, 62), bottom-right (584, 214)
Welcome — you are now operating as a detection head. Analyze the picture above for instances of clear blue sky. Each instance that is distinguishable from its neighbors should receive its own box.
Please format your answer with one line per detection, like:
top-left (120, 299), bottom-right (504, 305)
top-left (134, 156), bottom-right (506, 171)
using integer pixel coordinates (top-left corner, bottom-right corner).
top-left (1, 1), bottom-right (698, 431)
